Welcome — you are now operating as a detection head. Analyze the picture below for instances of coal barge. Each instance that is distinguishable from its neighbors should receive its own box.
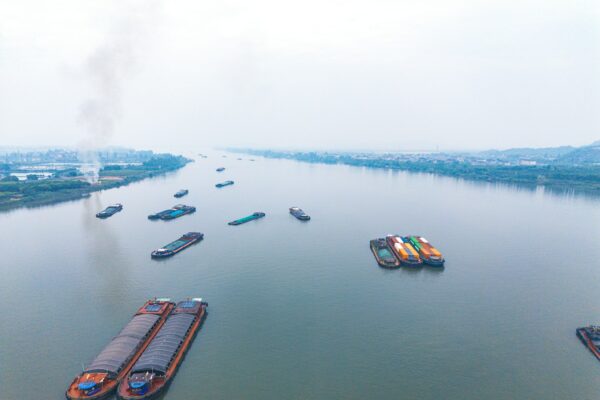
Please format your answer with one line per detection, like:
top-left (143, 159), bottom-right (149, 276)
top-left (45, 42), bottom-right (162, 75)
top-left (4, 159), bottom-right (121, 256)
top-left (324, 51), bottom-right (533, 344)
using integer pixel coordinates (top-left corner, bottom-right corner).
top-left (289, 207), bottom-right (310, 221)
top-left (147, 205), bottom-right (195, 221)
top-left (370, 238), bottom-right (400, 268)
top-left (117, 299), bottom-right (208, 400)
top-left (228, 212), bottom-right (265, 225)
top-left (96, 204), bottom-right (123, 219)
top-left (151, 232), bottom-right (204, 258)
top-left (66, 299), bottom-right (174, 400)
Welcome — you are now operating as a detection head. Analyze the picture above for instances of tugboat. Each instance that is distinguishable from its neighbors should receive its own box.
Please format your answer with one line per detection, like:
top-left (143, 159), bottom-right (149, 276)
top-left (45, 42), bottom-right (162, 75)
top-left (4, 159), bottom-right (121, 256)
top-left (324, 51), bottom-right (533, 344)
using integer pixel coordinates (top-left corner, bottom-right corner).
top-left (216, 167), bottom-right (225, 172)
top-left (228, 212), bottom-right (266, 225)
top-left (117, 299), bottom-right (208, 400)
top-left (289, 207), bottom-right (310, 221)
top-left (215, 180), bottom-right (234, 188)
top-left (386, 235), bottom-right (422, 266)
top-left (96, 204), bottom-right (123, 219)
top-left (370, 238), bottom-right (400, 268)
top-left (174, 189), bottom-right (188, 198)
top-left (576, 326), bottom-right (600, 361)
top-left (151, 232), bottom-right (204, 258)
top-left (405, 236), bottom-right (445, 266)
top-left (147, 204), bottom-right (195, 220)
top-left (66, 299), bottom-right (174, 400)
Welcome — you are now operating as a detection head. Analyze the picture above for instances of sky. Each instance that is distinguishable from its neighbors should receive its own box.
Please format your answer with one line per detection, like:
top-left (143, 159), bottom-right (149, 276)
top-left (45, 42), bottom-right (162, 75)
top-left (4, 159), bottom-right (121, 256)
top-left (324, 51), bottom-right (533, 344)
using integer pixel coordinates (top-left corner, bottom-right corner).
top-left (0, 0), bottom-right (598, 153)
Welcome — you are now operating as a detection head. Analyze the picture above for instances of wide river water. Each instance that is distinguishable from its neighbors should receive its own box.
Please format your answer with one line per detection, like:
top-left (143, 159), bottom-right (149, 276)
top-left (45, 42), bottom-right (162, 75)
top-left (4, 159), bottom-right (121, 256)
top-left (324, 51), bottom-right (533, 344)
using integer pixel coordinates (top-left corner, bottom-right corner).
top-left (1, 150), bottom-right (600, 400)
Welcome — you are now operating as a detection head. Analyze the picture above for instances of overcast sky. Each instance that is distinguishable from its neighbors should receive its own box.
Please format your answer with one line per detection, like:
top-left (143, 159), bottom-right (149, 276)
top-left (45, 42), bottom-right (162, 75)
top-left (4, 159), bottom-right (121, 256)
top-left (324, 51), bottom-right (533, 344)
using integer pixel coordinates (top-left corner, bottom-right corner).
top-left (0, 0), bottom-right (598, 153)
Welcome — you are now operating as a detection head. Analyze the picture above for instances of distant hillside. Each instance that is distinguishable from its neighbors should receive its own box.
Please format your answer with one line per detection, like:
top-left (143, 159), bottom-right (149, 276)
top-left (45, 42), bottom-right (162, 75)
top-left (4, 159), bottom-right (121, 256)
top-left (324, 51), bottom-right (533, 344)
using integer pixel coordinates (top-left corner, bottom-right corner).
top-left (555, 143), bottom-right (600, 165)
top-left (476, 141), bottom-right (600, 165)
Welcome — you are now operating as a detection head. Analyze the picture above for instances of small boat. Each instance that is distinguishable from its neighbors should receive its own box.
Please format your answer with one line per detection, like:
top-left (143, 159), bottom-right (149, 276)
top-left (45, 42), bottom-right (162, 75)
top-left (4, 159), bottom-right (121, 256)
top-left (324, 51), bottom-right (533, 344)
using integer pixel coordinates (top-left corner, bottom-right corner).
top-left (173, 189), bottom-right (188, 198)
top-left (66, 299), bottom-right (174, 400)
top-left (289, 207), bottom-right (310, 221)
top-left (151, 232), bottom-right (204, 258)
top-left (96, 204), bottom-right (123, 219)
top-left (386, 235), bottom-right (422, 266)
top-left (577, 326), bottom-right (600, 361)
top-left (370, 238), bottom-right (400, 268)
top-left (215, 180), bottom-right (234, 188)
top-left (405, 236), bottom-right (445, 266)
top-left (228, 212), bottom-right (266, 226)
top-left (117, 299), bottom-right (208, 400)
top-left (216, 167), bottom-right (225, 172)
top-left (147, 205), bottom-right (195, 221)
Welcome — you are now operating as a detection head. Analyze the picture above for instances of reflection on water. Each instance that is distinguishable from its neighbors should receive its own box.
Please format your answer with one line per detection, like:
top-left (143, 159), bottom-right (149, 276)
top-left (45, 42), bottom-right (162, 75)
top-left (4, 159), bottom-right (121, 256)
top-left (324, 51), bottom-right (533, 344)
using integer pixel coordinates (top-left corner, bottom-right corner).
top-left (0, 150), bottom-right (600, 400)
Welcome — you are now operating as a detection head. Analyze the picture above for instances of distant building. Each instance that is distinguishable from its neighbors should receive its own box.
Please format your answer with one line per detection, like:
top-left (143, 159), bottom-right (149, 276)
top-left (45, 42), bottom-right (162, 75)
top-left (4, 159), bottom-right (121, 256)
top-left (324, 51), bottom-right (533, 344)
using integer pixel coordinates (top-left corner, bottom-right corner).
top-left (519, 160), bottom-right (537, 166)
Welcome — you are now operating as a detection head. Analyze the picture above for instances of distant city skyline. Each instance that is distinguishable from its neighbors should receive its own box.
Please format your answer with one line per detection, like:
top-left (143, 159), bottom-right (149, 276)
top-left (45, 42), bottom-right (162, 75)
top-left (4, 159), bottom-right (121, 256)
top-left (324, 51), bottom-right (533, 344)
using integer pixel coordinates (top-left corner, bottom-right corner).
top-left (1, 0), bottom-right (598, 153)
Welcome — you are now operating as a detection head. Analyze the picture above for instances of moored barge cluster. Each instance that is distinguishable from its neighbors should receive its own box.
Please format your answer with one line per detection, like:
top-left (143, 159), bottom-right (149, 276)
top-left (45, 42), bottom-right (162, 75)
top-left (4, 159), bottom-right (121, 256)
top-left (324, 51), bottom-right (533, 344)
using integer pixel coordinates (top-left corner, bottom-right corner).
top-left (370, 235), bottom-right (445, 268)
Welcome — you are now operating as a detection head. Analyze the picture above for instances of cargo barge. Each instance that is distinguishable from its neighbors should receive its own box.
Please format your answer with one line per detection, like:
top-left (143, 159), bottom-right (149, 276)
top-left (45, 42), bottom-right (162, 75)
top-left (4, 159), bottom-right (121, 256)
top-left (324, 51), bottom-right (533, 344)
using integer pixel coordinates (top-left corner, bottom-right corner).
top-left (147, 205), bottom-right (195, 221)
top-left (386, 235), bottom-right (422, 266)
top-left (66, 299), bottom-right (174, 400)
top-left (151, 232), bottom-right (204, 258)
top-left (117, 299), bottom-right (208, 400)
top-left (576, 326), bottom-right (600, 361)
top-left (215, 180), bottom-right (234, 188)
top-left (289, 207), bottom-right (310, 221)
top-left (96, 204), bottom-right (123, 219)
top-left (173, 189), bottom-right (188, 198)
top-left (405, 236), bottom-right (445, 266)
top-left (370, 238), bottom-right (400, 268)
top-left (228, 212), bottom-right (266, 225)
top-left (216, 167), bottom-right (225, 172)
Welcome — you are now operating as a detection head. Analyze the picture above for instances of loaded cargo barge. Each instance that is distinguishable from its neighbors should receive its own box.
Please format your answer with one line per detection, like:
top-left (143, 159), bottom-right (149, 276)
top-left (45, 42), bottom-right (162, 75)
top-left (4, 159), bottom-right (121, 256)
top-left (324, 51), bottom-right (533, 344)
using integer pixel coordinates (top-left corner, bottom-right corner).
top-left (117, 299), bottom-right (208, 400)
top-left (405, 236), bottom-right (445, 266)
top-left (228, 212), bottom-right (266, 225)
top-left (215, 180), bottom-right (234, 188)
top-left (66, 299), bottom-right (174, 400)
top-left (96, 204), bottom-right (123, 219)
top-left (147, 205), bottom-right (195, 221)
top-left (387, 235), bottom-right (422, 266)
top-left (576, 326), bottom-right (600, 361)
top-left (151, 232), bottom-right (204, 258)
top-left (370, 238), bottom-right (400, 268)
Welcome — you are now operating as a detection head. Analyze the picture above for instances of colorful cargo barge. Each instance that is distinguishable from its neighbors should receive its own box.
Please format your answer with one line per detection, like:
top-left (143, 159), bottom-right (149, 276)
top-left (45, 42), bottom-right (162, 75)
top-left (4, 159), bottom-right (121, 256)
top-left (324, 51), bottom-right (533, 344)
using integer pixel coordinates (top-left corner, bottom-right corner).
top-left (147, 204), bottom-right (195, 221)
top-left (370, 238), bottom-right (400, 268)
top-left (386, 235), bottom-right (422, 266)
top-left (151, 232), bottom-right (204, 258)
top-left (228, 212), bottom-right (266, 225)
top-left (405, 236), bottom-right (445, 266)
top-left (117, 299), bottom-right (208, 400)
top-left (66, 299), bottom-right (174, 400)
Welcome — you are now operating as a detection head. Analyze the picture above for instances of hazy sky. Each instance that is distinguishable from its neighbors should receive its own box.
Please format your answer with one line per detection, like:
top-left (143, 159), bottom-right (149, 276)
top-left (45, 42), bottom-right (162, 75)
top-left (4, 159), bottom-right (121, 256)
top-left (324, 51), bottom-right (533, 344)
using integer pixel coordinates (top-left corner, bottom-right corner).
top-left (0, 0), bottom-right (598, 152)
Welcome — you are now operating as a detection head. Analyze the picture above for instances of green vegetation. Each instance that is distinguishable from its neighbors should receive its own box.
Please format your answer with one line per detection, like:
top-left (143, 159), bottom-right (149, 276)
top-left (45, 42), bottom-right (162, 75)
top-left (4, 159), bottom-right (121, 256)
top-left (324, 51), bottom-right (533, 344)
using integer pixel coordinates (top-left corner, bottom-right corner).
top-left (0, 154), bottom-right (190, 212)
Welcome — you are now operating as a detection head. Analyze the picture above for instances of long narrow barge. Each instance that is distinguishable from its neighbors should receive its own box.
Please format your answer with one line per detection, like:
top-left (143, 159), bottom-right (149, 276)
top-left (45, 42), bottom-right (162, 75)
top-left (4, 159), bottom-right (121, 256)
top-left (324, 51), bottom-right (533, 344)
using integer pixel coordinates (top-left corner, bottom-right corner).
top-left (228, 212), bottom-right (266, 225)
top-left (386, 235), bottom-right (422, 266)
top-left (370, 238), bottom-right (400, 268)
top-left (117, 299), bottom-right (208, 400)
top-left (405, 236), bottom-right (445, 266)
top-left (96, 204), bottom-right (123, 219)
top-left (215, 180), bottom-right (234, 188)
top-left (576, 326), bottom-right (600, 361)
top-left (66, 299), bottom-right (174, 400)
top-left (147, 204), bottom-right (195, 221)
top-left (151, 232), bottom-right (204, 258)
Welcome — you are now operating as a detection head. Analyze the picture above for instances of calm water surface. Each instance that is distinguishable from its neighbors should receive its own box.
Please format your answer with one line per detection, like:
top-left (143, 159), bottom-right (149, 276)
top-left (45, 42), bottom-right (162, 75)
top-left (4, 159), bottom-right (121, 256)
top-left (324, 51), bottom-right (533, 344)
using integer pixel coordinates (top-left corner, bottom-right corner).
top-left (1, 150), bottom-right (600, 400)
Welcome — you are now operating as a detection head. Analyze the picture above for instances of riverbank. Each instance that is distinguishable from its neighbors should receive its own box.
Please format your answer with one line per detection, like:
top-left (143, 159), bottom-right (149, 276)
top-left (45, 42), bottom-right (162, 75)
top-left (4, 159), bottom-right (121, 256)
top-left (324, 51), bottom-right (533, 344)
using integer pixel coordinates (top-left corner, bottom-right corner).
top-left (0, 154), bottom-right (190, 212)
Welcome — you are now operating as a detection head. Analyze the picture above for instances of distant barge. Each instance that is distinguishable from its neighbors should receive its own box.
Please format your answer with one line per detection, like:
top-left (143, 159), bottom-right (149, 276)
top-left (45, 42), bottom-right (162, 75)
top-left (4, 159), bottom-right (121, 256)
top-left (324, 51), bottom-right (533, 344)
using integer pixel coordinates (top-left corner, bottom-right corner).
top-left (216, 167), bottom-right (225, 172)
top-left (289, 207), bottom-right (310, 221)
top-left (96, 204), bottom-right (123, 219)
top-left (406, 236), bottom-right (445, 266)
top-left (117, 299), bottom-right (208, 400)
top-left (215, 180), bottom-right (234, 188)
top-left (66, 299), bottom-right (174, 400)
top-left (228, 212), bottom-right (266, 225)
top-left (147, 204), bottom-right (195, 220)
top-left (370, 238), bottom-right (400, 268)
top-left (174, 189), bottom-right (188, 198)
top-left (151, 232), bottom-right (204, 258)
top-left (577, 326), bottom-right (600, 361)
top-left (387, 235), bottom-right (422, 266)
